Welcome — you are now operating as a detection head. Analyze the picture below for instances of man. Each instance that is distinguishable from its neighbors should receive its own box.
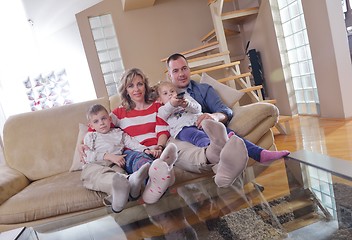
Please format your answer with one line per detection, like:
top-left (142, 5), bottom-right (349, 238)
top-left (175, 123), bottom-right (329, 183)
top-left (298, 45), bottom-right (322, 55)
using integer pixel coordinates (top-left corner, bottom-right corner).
top-left (166, 53), bottom-right (289, 188)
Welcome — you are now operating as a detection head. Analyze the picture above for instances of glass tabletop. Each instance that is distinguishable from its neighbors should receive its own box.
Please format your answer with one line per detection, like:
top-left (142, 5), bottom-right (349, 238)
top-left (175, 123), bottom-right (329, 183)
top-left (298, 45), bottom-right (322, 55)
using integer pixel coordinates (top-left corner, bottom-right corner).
top-left (29, 150), bottom-right (352, 240)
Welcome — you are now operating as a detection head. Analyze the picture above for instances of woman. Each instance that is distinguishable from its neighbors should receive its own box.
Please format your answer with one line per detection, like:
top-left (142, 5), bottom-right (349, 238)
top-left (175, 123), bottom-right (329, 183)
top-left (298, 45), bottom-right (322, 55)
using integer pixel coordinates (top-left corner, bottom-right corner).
top-left (111, 68), bottom-right (169, 163)
top-left (80, 68), bottom-right (175, 212)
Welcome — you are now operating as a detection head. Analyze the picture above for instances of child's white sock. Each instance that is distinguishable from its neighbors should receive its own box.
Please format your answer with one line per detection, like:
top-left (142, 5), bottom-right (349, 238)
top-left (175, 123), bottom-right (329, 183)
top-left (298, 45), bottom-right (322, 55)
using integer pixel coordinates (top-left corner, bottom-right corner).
top-left (142, 159), bottom-right (172, 204)
top-left (142, 143), bottom-right (178, 204)
top-left (128, 162), bottom-right (150, 199)
top-left (202, 120), bottom-right (228, 164)
top-left (214, 135), bottom-right (248, 188)
top-left (111, 173), bottom-right (130, 213)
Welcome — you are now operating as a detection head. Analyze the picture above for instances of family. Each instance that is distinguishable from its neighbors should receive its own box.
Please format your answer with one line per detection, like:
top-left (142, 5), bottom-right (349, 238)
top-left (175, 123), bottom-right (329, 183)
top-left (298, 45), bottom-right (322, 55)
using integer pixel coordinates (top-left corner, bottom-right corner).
top-left (79, 53), bottom-right (290, 213)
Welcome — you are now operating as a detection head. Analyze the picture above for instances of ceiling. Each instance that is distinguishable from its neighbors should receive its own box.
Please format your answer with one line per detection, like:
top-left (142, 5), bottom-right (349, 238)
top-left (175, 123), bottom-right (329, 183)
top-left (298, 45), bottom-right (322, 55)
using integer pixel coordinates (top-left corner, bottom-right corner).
top-left (21, 0), bottom-right (102, 38)
top-left (21, 0), bottom-right (157, 38)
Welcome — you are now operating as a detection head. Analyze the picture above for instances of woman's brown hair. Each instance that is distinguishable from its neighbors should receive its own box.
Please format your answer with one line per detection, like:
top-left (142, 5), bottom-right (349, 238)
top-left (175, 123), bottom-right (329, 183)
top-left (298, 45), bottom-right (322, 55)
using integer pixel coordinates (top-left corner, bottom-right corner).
top-left (118, 68), bottom-right (154, 111)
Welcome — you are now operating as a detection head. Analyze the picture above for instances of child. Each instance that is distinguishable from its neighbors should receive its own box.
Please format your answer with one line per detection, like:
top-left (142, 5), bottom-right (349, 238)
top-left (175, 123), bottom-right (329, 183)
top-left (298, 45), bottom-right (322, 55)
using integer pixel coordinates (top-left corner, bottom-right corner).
top-left (81, 104), bottom-right (177, 212)
top-left (155, 81), bottom-right (289, 164)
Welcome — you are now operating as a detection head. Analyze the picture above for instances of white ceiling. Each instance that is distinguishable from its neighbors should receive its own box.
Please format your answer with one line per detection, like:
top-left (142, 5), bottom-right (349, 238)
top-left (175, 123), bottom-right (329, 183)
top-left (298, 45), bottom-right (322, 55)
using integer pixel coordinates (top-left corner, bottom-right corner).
top-left (21, 0), bottom-right (102, 38)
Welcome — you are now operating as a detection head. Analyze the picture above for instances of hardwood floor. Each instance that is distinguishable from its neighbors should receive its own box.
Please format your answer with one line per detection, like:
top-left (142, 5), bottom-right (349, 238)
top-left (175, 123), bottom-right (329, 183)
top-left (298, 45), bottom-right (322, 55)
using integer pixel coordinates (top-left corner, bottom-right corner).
top-left (274, 115), bottom-right (352, 161)
top-left (250, 115), bottom-right (352, 202)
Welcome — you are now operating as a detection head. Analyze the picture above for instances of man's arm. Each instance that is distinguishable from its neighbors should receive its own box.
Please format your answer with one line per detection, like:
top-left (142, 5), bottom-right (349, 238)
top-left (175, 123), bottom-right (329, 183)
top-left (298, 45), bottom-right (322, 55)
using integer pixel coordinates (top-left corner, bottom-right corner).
top-left (192, 82), bottom-right (232, 127)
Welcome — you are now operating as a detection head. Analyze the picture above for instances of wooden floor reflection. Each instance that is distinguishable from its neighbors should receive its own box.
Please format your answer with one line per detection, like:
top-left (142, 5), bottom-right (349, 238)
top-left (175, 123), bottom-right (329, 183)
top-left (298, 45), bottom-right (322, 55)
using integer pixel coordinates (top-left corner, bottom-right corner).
top-left (256, 115), bottom-right (352, 202)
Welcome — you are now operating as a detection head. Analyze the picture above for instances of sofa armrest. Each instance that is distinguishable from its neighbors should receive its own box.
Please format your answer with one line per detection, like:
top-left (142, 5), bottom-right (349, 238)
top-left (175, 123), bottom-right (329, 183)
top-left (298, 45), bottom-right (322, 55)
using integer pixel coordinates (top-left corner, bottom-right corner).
top-left (0, 165), bottom-right (30, 205)
top-left (229, 102), bottom-right (279, 138)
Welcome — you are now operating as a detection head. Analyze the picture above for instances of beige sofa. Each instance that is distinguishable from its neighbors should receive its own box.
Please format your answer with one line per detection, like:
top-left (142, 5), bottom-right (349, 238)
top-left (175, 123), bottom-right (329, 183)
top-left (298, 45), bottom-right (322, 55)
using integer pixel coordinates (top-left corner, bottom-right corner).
top-left (0, 93), bottom-right (279, 231)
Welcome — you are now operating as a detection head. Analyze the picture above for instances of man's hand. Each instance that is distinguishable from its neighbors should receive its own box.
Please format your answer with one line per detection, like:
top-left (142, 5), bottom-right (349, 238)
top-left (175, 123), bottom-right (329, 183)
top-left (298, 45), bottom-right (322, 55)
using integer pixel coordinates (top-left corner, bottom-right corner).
top-left (79, 144), bottom-right (89, 164)
top-left (105, 153), bottom-right (126, 167)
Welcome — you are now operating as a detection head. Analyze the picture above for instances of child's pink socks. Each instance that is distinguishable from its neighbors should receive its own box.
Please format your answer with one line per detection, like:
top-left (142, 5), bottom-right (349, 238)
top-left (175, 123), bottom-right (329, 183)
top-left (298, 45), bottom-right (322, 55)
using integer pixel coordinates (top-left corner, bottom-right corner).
top-left (260, 150), bottom-right (290, 163)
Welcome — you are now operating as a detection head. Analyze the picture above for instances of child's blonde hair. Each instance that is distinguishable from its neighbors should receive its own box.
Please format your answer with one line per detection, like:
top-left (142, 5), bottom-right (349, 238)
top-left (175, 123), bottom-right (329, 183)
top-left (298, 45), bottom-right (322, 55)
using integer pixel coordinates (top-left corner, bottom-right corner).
top-left (153, 81), bottom-right (175, 98)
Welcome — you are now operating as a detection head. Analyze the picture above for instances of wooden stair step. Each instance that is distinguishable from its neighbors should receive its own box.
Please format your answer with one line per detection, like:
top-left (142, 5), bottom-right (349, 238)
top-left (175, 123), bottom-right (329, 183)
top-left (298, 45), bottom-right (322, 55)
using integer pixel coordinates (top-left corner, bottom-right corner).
top-left (218, 72), bottom-right (252, 84)
top-left (208, 0), bottom-right (233, 5)
top-left (256, 197), bottom-right (316, 228)
top-left (160, 41), bottom-right (220, 62)
top-left (187, 51), bottom-right (230, 69)
top-left (263, 99), bottom-right (277, 104)
top-left (201, 28), bottom-right (239, 43)
top-left (162, 52), bottom-right (231, 74)
top-left (221, 7), bottom-right (259, 23)
top-left (282, 212), bottom-right (325, 232)
top-left (190, 61), bottom-right (240, 75)
top-left (187, 51), bottom-right (229, 63)
top-left (270, 198), bottom-right (314, 217)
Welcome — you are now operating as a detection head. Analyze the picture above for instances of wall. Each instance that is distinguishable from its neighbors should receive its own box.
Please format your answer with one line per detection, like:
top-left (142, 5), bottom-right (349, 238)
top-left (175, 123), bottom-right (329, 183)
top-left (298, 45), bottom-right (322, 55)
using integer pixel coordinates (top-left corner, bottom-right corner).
top-left (248, 0), bottom-right (291, 115)
top-left (0, 0), bottom-right (102, 123)
top-left (302, 0), bottom-right (352, 119)
top-left (76, 0), bottom-right (214, 94)
top-left (250, 0), bottom-right (352, 118)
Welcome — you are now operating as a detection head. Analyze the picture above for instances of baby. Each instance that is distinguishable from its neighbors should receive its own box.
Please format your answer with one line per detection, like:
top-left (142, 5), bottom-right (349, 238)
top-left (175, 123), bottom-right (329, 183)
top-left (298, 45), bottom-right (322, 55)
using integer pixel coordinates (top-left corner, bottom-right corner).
top-left (155, 81), bottom-right (289, 165)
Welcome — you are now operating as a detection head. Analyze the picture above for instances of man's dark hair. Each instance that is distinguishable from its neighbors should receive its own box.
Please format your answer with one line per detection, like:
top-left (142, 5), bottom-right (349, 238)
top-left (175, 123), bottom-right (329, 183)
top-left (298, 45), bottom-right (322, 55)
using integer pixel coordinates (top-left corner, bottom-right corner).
top-left (166, 53), bottom-right (187, 67)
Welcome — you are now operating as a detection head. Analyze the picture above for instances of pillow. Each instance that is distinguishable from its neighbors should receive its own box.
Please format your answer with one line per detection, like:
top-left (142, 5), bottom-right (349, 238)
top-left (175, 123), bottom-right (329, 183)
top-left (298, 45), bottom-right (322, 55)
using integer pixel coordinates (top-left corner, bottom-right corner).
top-left (69, 123), bottom-right (88, 172)
top-left (200, 73), bottom-right (244, 107)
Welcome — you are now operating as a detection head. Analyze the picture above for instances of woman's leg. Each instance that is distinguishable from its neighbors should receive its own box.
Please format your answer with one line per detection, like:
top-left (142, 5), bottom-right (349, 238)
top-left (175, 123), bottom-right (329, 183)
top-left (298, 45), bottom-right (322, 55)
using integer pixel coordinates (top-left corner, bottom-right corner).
top-left (124, 150), bottom-right (154, 174)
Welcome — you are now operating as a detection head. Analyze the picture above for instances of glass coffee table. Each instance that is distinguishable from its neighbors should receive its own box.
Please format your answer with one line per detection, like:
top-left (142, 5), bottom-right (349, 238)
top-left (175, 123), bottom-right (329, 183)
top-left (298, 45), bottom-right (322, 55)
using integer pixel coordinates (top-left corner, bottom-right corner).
top-left (16, 150), bottom-right (352, 240)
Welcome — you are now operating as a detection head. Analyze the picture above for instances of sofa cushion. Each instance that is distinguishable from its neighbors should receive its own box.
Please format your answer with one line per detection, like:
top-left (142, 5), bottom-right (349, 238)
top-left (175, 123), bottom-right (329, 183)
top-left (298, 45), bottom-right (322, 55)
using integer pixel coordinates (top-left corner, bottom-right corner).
top-left (0, 171), bottom-right (106, 224)
top-left (229, 102), bottom-right (279, 137)
top-left (3, 97), bottom-right (110, 181)
top-left (200, 73), bottom-right (244, 107)
top-left (0, 165), bottom-right (30, 205)
top-left (69, 123), bottom-right (89, 172)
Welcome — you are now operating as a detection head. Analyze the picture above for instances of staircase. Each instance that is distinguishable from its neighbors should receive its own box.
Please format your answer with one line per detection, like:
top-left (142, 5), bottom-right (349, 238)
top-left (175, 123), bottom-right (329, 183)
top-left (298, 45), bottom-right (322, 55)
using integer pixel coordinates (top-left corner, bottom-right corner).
top-left (161, 0), bottom-right (291, 134)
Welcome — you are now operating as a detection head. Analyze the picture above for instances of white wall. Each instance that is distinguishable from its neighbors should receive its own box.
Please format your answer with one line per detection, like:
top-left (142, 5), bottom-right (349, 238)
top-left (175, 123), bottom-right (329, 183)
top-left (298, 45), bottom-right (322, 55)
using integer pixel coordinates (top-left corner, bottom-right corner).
top-left (250, 0), bottom-right (352, 118)
top-left (21, 0), bottom-right (102, 103)
top-left (0, 0), bottom-right (37, 118)
top-left (303, 0), bottom-right (352, 118)
top-left (0, 0), bottom-right (102, 122)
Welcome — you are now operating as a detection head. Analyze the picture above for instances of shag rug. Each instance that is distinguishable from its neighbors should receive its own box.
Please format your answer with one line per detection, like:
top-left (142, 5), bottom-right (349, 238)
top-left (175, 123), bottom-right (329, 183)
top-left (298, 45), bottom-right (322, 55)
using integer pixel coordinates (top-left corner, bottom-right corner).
top-left (201, 196), bottom-right (292, 240)
top-left (200, 183), bottom-right (352, 240)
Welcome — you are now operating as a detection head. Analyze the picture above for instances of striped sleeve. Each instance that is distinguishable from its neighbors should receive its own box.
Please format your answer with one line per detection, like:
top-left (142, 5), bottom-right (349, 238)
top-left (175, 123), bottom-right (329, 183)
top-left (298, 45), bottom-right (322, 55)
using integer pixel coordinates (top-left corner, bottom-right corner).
top-left (154, 102), bottom-right (170, 138)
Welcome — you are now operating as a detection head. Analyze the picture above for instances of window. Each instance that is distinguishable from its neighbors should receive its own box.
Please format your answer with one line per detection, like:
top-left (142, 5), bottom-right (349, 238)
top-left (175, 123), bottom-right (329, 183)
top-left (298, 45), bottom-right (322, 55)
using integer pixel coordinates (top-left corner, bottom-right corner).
top-left (89, 14), bottom-right (124, 96)
top-left (270, 0), bottom-right (320, 115)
